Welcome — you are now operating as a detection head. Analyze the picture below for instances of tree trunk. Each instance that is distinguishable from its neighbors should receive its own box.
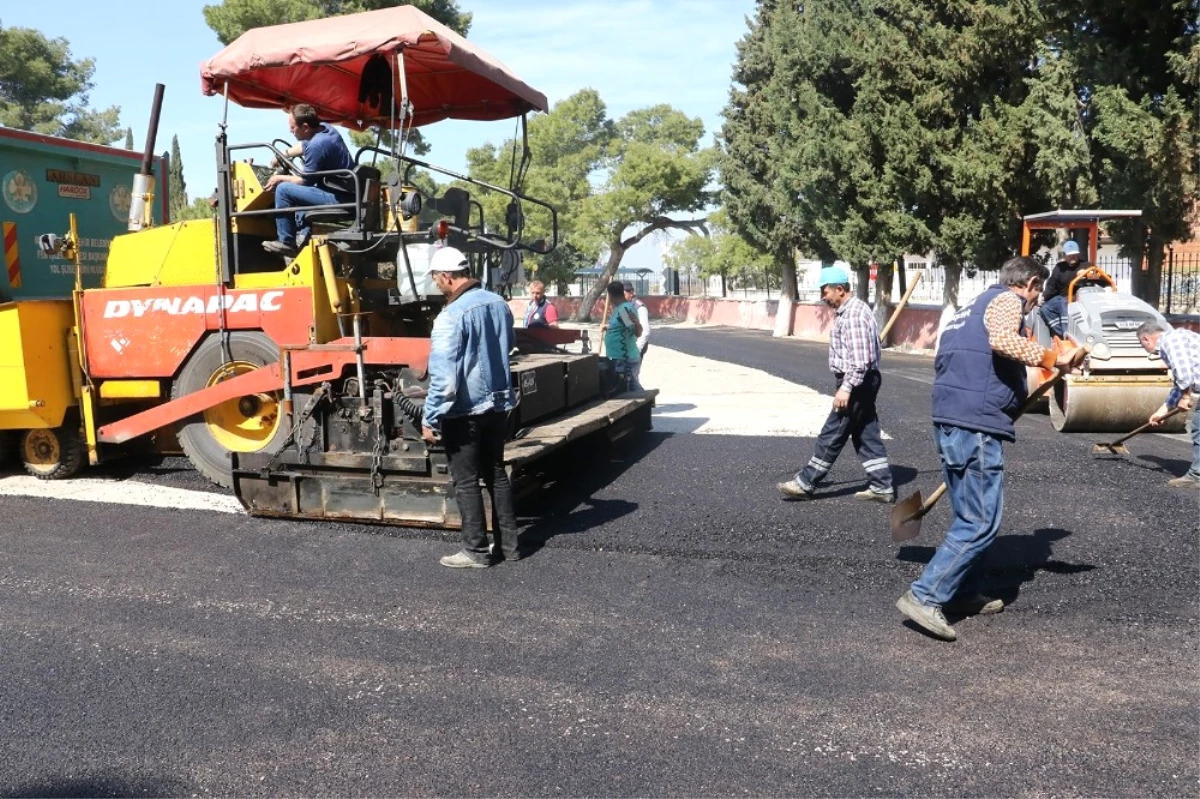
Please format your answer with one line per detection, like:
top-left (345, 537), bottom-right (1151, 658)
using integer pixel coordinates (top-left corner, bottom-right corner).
top-left (873, 259), bottom-right (895, 335)
top-left (772, 253), bottom-right (798, 338)
top-left (572, 244), bottom-right (626, 322)
top-left (854, 264), bottom-right (870, 301)
top-left (941, 253), bottom-right (961, 311)
top-left (1131, 231), bottom-right (1164, 309)
top-left (720, 273), bottom-right (727, 298)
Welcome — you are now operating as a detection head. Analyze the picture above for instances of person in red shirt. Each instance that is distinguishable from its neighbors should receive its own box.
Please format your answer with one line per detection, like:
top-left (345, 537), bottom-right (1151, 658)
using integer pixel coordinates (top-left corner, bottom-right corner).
top-left (523, 280), bottom-right (559, 328)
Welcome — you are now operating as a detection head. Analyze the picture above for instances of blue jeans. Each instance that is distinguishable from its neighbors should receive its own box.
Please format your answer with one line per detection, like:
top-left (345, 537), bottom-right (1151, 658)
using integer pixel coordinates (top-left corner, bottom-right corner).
top-left (1188, 403), bottom-right (1200, 479)
top-left (910, 424), bottom-right (1005, 607)
top-left (1040, 296), bottom-right (1068, 338)
top-left (273, 182), bottom-right (340, 245)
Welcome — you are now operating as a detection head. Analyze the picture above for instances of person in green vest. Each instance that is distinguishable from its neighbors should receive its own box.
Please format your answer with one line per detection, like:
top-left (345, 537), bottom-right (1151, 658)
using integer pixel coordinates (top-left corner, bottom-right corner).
top-left (601, 280), bottom-right (643, 391)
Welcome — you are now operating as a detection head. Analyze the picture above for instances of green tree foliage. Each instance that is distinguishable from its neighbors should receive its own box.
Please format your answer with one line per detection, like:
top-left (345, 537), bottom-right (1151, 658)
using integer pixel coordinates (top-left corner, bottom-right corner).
top-left (0, 23), bottom-right (121, 143)
top-left (1040, 0), bottom-right (1198, 306)
top-left (124, 127), bottom-right (134, 150)
top-left (663, 208), bottom-right (772, 298)
top-left (168, 135), bottom-right (189, 223)
top-left (728, 0), bottom-right (1196, 311)
top-left (464, 90), bottom-right (715, 319)
top-left (720, 0), bottom-right (801, 328)
top-left (203, 0), bottom-right (470, 45)
top-left (569, 105), bottom-right (717, 320)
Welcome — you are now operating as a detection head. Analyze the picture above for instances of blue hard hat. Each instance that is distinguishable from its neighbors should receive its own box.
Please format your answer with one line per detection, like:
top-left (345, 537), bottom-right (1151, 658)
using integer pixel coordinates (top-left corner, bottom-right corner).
top-left (1062, 240), bottom-right (1081, 256)
top-left (818, 265), bottom-right (851, 287)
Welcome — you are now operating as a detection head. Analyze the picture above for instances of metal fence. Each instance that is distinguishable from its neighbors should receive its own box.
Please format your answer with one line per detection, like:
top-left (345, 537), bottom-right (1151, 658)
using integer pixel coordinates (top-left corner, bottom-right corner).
top-left (1163, 252), bottom-right (1200, 314)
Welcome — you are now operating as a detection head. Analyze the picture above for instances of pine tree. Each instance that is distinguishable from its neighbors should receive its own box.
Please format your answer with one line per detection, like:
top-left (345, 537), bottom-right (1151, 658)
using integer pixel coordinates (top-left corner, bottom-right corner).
top-left (124, 127), bottom-right (134, 150)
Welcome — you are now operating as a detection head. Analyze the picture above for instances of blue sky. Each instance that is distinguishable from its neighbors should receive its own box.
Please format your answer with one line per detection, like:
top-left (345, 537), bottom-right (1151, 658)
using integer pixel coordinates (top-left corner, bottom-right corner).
top-left (6, 0), bottom-right (755, 270)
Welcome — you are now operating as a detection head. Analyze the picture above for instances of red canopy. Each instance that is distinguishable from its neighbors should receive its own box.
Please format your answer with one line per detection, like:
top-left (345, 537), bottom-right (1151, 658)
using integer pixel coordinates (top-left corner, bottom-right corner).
top-left (200, 5), bottom-right (548, 130)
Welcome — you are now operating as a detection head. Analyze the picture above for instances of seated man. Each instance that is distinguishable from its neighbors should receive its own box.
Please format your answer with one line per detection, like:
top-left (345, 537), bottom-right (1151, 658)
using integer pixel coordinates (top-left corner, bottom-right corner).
top-left (1039, 240), bottom-right (1087, 338)
top-left (263, 104), bottom-right (354, 256)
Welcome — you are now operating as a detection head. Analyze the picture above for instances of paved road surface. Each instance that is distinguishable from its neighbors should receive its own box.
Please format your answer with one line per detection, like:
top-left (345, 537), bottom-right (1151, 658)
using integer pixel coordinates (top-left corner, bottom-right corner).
top-left (0, 326), bottom-right (1195, 797)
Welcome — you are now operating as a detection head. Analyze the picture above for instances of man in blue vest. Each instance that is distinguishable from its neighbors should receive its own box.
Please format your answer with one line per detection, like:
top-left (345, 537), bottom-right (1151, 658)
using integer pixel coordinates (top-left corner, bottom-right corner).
top-left (896, 256), bottom-right (1082, 641)
top-left (523, 280), bottom-right (559, 328)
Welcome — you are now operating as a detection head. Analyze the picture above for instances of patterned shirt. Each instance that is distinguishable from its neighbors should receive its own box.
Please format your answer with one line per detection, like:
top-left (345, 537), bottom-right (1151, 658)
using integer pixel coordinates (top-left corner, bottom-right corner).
top-left (1156, 327), bottom-right (1200, 408)
top-left (829, 296), bottom-right (881, 392)
top-left (982, 291), bottom-right (1056, 369)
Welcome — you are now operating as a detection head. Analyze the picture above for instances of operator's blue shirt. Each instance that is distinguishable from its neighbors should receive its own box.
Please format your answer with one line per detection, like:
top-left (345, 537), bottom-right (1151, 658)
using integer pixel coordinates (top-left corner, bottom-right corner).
top-left (301, 123), bottom-right (353, 194)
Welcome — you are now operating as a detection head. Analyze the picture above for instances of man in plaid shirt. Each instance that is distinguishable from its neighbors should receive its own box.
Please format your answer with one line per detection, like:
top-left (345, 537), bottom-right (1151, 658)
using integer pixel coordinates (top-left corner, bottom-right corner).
top-left (1138, 321), bottom-right (1200, 487)
top-left (778, 265), bottom-right (894, 502)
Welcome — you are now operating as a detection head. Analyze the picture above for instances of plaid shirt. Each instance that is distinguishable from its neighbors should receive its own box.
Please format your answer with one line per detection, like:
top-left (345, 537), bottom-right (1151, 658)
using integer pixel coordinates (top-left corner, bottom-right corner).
top-left (1157, 327), bottom-right (1200, 408)
top-left (829, 296), bottom-right (881, 392)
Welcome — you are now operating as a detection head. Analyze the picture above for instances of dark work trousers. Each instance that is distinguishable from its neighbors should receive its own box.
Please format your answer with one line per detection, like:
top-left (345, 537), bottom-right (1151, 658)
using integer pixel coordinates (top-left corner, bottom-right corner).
top-left (441, 411), bottom-right (519, 561)
top-left (796, 369), bottom-right (893, 493)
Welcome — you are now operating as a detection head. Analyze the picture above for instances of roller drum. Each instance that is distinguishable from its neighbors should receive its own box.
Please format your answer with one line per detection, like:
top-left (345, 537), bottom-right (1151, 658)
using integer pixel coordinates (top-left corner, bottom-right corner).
top-left (1049, 375), bottom-right (1188, 433)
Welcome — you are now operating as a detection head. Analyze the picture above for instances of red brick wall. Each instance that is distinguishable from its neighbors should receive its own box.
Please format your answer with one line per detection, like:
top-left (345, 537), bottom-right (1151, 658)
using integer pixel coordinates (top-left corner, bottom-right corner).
top-left (507, 296), bottom-right (1195, 350)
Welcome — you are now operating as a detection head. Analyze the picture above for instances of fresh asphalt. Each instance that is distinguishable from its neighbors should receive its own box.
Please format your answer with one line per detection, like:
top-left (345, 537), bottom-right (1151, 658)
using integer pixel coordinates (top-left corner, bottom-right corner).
top-left (0, 326), bottom-right (1196, 797)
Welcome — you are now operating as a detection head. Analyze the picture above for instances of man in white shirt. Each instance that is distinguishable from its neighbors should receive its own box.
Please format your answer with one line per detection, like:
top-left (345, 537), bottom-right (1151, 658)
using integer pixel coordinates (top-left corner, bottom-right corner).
top-left (623, 281), bottom-right (650, 387)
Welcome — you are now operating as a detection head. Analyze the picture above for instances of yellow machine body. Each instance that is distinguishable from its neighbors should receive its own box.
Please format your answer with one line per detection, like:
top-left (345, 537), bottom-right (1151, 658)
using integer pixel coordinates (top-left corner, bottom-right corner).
top-left (0, 299), bottom-right (77, 430)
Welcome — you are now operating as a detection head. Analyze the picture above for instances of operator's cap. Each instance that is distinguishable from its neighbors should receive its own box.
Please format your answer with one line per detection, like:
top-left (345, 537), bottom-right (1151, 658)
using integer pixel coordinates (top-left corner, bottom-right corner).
top-left (621, 281), bottom-right (636, 293)
top-left (818, 265), bottom-right (851, 287)
top-left (1062, 240), bottom-right (1081, 256)
top-left (430, 246), bottom-right (469, 272)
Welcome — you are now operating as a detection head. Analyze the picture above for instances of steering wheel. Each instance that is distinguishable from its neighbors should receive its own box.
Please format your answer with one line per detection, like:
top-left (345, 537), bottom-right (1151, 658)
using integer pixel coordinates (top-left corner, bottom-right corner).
top-left (269, 139), bottom-right (302, 175)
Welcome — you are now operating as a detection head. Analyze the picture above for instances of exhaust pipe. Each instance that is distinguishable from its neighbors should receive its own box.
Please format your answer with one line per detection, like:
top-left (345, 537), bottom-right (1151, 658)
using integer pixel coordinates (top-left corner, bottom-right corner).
top-left (128, 83), bottom-right (165, 232)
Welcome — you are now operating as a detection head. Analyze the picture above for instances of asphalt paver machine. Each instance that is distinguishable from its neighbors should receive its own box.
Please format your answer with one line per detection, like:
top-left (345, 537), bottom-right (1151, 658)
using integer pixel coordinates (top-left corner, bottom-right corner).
top-left (17, 6), bottom-right (655, 528)
top-left (1021, 209), bottom-right (1185, 433)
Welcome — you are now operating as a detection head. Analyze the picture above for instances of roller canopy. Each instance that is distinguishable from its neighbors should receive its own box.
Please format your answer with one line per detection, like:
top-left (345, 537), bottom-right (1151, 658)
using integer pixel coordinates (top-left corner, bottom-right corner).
top-left (200, 5), bottom-right (548, 130)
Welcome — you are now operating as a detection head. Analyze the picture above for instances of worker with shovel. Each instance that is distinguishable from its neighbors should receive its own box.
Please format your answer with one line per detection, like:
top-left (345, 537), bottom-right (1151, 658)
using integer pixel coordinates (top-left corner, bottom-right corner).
top-left (896, 256), bottom-right (1082, 641)
top-left (1137, 321), bottom-right (1200, 488)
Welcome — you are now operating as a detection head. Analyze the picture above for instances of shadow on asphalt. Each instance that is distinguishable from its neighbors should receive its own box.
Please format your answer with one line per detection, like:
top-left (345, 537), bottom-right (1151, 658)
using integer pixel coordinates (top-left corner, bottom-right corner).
top-left (1, 774), bottom-right (193, 798)
top-left (516, 432), bottom-right (669, 558)
top-left (1134, 454), bottom-right (1192, 477)
top-left (777, 464), bottom-right (924, 499)
top-left (895, 527), bottom-right (1096, 608)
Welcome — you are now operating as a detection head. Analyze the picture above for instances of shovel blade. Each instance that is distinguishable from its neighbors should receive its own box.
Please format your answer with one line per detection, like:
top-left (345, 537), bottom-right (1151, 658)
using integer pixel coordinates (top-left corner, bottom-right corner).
top-left (1091, 442), bottom-right (1129, 457)
top-left (890, 489), bottom-right (924, 542)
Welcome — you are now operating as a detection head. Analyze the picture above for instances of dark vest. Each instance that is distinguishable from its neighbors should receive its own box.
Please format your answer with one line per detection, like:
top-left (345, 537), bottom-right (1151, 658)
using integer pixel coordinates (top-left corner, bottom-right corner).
top-left (931, 284), bottom-right (1029, 441)
top-left (525, 299), bottom-right (550, 329)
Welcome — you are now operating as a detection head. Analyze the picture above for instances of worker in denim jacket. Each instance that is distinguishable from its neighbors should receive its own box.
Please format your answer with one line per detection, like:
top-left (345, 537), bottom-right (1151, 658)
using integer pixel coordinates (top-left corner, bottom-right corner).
top-left (421, 247), bottom-right (520, 568)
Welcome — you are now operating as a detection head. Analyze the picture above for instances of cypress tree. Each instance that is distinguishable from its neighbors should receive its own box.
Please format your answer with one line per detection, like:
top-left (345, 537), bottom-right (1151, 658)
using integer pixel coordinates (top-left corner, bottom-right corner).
top-left (168, 135), bottom-right (188, 223)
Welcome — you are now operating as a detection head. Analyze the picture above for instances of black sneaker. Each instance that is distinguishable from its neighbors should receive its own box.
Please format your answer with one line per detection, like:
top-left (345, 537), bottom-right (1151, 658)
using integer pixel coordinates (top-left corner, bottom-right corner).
top-left (263, 240), bottom-right (298, 257)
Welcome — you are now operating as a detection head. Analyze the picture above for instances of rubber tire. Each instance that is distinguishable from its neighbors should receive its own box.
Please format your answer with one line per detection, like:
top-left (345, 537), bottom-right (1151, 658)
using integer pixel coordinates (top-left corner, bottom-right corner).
top-left (173, 331), bottom-right (287, 488)
top-left (21, 425), bottom-right (85, 480)
top-left (0, 431), bottom-right (13, 468)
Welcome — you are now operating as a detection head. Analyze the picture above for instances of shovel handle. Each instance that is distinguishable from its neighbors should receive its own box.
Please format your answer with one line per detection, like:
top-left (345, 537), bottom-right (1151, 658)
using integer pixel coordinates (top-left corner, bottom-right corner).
top-left (915, 482), bottom-right (948, 519)
top-left (1105, 406), bottom-right (1186, 447)
top-left (909, 367), bottom-right (1071, 522)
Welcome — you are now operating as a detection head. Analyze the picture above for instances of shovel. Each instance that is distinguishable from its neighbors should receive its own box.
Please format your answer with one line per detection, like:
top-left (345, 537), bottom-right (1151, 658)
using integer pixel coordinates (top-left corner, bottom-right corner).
top-left (890, 362), bottom-right (1078, 542)
top-left (1092, 406), bottom-right (1185, 458)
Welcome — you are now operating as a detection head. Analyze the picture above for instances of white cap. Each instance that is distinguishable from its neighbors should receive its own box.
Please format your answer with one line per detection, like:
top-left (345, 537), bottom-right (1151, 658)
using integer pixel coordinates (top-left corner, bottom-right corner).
top-left (430, 246), bottom-right (469, 272)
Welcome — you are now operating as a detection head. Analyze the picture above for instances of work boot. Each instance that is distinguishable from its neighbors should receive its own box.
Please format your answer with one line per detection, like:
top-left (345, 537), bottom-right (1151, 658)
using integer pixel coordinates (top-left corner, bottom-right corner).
top-left (439, 550), bottom-right (491, 569)
top-left (1167, 474), bottom-right (1200, 488)
top-left (263, 239), bottom-right (298, 257)
top-left (943, 593), bottom-right (1005, 616)
top-left (854, 487), bottom-right (896, 504)
top-left (896, 590), bottom-right (957, 641)
top-left (777, 478), bottom-right (814, 500)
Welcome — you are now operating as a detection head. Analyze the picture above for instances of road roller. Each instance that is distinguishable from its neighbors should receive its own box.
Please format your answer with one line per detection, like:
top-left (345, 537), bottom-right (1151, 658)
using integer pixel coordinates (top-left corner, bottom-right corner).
top-left (1026, 265), bottom-right (1186, 433)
